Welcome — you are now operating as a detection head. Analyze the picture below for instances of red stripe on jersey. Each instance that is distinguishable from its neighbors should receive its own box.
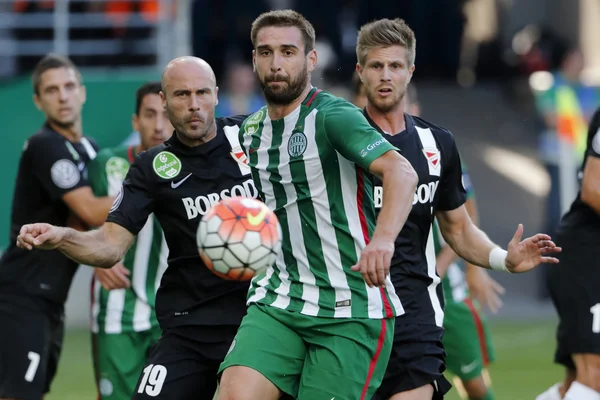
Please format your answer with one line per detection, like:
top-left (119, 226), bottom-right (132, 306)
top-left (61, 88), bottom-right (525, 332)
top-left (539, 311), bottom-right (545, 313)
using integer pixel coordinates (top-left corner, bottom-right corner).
top-left (464, 298), bottom-right (490, 365)
top-left (355, 166), bottom-right (394, 319)
top-left (305, 89), bottom-right (322, 107)
top-left (127, 146), bottom-right (135, 163)
top-left (360, 319), bottom-right (388, 400)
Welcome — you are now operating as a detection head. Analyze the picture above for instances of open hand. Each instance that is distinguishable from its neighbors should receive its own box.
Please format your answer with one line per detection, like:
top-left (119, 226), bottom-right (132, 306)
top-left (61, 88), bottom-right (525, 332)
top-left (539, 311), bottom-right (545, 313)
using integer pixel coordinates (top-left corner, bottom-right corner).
top-left (466, 267), bottom-right (505, 313)
top-left (505, 224), bottom-right (561, 273)
top-left (95, 263), bottom-right (131, 290)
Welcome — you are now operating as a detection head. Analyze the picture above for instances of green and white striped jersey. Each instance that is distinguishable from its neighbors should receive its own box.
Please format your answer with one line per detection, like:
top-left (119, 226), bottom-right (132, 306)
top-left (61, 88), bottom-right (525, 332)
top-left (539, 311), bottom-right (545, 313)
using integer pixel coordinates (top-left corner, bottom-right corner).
top-left (241, 88), bottom-right (403, 319)
top-left (88, 145), bottom-right (168, 334)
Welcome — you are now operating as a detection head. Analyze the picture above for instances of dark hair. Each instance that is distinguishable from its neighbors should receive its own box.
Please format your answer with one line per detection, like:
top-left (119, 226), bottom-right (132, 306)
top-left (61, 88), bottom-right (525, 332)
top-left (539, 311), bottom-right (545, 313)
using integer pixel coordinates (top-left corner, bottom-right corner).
top-left (135, 81), bottom-right (162, 115)
top-left (32, 53), bottom-right (81, 95)
top-left (251, 9), bottom-right (316, 54)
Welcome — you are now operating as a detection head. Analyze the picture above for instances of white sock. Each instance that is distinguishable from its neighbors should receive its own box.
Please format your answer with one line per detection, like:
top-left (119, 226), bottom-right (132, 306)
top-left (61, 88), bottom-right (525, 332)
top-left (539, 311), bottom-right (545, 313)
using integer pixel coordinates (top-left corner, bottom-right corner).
top-left (536, 383), bottom-right (562, 400)
top-left (564, 382), bottom-right (600, 400)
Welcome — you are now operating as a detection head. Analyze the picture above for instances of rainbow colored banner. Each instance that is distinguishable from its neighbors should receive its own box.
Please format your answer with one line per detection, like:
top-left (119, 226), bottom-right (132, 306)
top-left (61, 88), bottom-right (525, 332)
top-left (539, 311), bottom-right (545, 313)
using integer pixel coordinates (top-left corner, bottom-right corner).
top-left (556, 85), bottom-right (588, 162)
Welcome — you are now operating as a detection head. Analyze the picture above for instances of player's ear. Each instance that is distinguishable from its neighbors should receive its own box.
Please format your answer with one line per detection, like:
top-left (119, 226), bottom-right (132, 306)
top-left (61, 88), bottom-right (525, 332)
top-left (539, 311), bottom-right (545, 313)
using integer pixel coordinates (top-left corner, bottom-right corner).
top-left (307, 49), bottom-right (317, 73)
top-left (160, 90), bottom-right (167, 110)
top-left (80, 84), bottom-right (87, 105)
top-left (214, 86), bottom-right (219, 107)
top-left (355, 63), bottom-right (364, 81)
top-left (32, 94), bottom-right (42, 111)
top-left (408, 64), bottom-right (415, 82)
top-left (132, 113), bottom-right (139, 133)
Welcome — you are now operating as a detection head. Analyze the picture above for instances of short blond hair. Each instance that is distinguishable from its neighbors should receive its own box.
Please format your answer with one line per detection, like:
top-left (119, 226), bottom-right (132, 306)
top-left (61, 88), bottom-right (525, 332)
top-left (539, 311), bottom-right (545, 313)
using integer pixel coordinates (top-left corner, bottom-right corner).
top-left (356, 18), bottom-right (416, 67)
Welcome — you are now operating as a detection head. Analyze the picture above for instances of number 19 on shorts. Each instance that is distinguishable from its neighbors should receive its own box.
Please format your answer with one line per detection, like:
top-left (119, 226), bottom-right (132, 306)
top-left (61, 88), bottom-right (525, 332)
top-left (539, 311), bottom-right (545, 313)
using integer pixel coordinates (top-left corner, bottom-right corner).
top-left (137, 364), bottom-right (167, 397)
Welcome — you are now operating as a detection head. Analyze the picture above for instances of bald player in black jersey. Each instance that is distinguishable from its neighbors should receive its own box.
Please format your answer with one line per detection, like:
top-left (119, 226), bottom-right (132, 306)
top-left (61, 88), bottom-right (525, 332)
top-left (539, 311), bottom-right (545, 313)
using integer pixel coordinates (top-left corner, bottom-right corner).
top-left (16, 56), bottom-right (258, 400)
top-left (354, 18), bottom-right (562, 400)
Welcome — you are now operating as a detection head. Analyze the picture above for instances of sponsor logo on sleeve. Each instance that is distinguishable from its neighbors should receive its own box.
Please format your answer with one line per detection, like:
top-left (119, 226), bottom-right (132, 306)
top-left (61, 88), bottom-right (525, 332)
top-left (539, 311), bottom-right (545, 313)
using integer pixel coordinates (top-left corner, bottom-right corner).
top-left (153, 151), bottom-right (182, 179)
top-left (51, 159), bottom-right (81, 189)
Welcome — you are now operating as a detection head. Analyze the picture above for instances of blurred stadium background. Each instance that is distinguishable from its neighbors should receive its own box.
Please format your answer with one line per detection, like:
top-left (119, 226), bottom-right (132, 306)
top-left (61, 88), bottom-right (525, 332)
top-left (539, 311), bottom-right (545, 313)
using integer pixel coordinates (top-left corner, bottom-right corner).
top-left (2, 0), bottom-right (600, 398)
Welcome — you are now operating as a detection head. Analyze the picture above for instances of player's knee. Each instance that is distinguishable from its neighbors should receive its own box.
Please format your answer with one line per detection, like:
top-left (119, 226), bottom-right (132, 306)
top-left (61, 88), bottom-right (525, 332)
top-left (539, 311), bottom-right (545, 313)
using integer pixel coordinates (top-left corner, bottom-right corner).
top-left (573, 354), bottom-right (600, 392)
top-left (218, 366), bottom-right (280, 400)
top-left (462, 376), bottom-right (489, 399)
top-left (388, 384), bottom-right (434, 400)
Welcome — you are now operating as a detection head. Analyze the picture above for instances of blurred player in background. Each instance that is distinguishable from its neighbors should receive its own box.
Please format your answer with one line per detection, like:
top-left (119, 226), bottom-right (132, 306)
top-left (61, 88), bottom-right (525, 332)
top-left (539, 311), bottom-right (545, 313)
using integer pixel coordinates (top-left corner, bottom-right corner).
top-left (537, 107), bottom-right (600, 400)
top-left (87, 81), bottom-right (173, 399)
top-left (16, 56), bottom-right (257, 400)
top-left (354, 18), bottom-right (560, 400)
top-left (0, 54), bottom-right (113, 400)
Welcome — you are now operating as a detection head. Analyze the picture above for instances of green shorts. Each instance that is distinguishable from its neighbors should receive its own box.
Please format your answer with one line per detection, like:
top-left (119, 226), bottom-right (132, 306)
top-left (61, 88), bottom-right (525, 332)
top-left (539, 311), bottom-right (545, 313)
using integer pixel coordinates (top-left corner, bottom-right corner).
top-left (92, 326), bottom-right (162, 399)
top-left (442, 298), bottom-right (496, 381)
top-left (218, 303), bottom-right (394, 399)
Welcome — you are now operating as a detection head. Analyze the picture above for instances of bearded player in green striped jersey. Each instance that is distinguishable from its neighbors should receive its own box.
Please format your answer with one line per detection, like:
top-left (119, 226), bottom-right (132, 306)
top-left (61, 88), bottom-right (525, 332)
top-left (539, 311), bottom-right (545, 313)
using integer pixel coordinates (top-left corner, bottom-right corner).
top-left (218, 10), bottom-right (419, 400)
top-left (87, 82), bottom-right (173, 399)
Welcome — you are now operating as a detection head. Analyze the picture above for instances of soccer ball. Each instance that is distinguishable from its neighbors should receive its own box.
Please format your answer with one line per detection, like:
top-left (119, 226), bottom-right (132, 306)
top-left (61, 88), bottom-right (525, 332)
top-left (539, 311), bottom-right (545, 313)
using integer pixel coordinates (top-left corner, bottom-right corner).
top-left (196, 197), bottom-right (282, 280)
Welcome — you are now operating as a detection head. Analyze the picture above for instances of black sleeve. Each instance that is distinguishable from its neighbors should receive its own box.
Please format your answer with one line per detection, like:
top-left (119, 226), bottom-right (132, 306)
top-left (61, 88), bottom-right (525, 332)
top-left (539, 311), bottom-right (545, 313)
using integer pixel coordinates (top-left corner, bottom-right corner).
top-left (436, 134), bottom-right (467, 211)
top-left (31, 137), bottom-right (91, 201)
top-left (587, 108), bottom-right (600, 158)
top-left (106, 155), bottom-right (155, 235)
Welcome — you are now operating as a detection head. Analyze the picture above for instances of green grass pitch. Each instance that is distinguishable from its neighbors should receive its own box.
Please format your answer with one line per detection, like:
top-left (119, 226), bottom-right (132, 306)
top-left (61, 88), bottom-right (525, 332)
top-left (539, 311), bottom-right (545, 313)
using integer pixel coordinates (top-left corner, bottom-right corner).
top-left (47, 320), bottom-right (563, 400)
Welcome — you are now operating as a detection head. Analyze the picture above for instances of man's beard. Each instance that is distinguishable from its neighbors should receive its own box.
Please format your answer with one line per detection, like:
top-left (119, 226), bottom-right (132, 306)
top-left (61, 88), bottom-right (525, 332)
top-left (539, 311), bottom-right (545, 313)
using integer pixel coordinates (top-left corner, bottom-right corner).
top-left (259, 65), bottom-right (309, 106)
top-left (366, 88), bottom-right (405, 113)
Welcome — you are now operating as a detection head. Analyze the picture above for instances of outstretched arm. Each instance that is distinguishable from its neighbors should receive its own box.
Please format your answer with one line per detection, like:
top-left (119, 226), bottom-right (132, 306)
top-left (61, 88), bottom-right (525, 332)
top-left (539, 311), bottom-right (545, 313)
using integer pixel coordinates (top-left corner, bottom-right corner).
top-left (435, 206), bottom-right (561, 273)
top-left (17, 222), bottom-right (134, 268)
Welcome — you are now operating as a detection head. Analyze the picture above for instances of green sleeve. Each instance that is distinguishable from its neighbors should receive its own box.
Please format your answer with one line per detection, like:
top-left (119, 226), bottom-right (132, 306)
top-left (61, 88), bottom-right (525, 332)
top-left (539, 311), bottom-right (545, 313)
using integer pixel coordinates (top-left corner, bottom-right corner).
top-left (322, 100), bottom-right (398, 171)
top-left (461, 163), bottom-right (476, 200)
top-left (87, 150), bottom-right (111, 197)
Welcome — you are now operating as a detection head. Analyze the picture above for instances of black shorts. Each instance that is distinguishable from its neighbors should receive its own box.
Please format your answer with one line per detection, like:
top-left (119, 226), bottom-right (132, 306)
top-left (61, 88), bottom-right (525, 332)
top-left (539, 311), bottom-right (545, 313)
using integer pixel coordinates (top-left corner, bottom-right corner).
top-left (374, 323), bottom-right (451, 400)
top-left (132, 324), bottom-right (238, 400)
top-left (0, 294), bottom-right (64, 400)
top-left (548, 229), bottom-right (600, 370)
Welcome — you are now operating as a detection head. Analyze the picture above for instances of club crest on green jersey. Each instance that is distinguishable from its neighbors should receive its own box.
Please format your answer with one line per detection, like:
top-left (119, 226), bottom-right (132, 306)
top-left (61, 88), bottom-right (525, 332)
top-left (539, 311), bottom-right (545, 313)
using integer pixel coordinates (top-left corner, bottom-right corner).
top-left (106, 157), bottom-right (130, 182)
top-left (244, 110), bottom-right (264, 135)
top-left (153, 151), bottom-right (182, 179)
top-left (288, 130), bottom-right (308, 158)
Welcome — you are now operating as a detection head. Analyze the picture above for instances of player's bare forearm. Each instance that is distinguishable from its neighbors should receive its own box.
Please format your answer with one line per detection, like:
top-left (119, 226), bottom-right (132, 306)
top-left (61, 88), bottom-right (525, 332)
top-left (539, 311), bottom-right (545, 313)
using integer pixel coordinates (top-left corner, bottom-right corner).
top-left (59, 223), bottom-right (133, 268)
top-left (370, 152), bottom-right (418, 242)
top-left (436, 206), bottom-right (496, 269)
top-left (436, 245), bottom-right (460, 277)
top-left (62, 187), bottom-right (115, 228)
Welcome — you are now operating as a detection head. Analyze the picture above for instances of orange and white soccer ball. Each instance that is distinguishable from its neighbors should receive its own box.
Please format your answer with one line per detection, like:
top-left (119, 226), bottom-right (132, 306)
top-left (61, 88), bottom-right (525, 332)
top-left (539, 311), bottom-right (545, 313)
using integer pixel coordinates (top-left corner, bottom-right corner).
top-left (196, 197), bottom-right (282, 280)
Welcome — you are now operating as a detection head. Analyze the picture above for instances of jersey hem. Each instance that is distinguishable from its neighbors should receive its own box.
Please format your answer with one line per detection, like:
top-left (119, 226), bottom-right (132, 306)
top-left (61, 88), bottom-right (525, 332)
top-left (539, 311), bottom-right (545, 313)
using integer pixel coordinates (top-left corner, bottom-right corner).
top-left (247, 299), bottom-right (401, 319)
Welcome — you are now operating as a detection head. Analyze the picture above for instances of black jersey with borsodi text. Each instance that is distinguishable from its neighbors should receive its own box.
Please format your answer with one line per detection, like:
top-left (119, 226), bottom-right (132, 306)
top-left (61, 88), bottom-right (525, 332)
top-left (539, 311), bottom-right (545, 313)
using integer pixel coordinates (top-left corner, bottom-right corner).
top-left (107, 115), bottom-right (257, 330)
top-left (558, 108), bottom-right (600, 233)
top-left (365, 111), bottom-right (467, 325)
top-left (0, 123), bottom-right (98, 305)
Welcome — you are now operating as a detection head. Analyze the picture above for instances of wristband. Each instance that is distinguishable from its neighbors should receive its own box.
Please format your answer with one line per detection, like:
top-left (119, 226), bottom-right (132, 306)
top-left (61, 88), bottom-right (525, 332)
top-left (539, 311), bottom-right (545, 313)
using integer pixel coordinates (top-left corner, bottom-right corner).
top-left (489, 247), bottom-right (509, 272)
